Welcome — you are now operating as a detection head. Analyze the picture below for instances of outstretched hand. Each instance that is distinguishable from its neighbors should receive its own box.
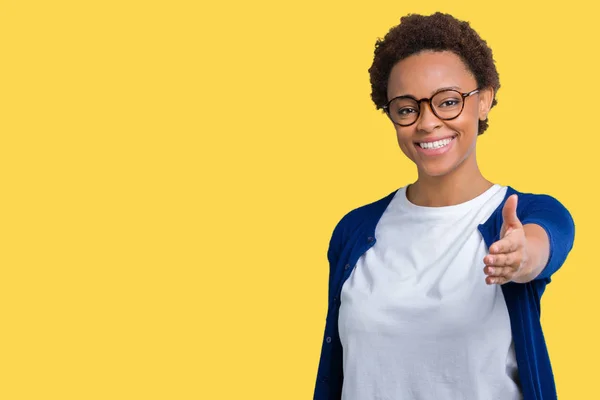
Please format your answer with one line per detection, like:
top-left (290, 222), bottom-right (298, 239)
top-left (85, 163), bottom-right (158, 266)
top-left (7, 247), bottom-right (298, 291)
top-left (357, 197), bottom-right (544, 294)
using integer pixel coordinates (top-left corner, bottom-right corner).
top-left (483, 194), bottom-right (531, 285)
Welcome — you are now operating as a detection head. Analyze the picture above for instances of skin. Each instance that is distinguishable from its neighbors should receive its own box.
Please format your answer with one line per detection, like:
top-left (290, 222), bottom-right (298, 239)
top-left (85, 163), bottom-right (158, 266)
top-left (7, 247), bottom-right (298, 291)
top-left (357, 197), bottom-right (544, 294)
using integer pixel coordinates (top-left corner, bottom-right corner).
top-left (386, 50), bottom-right (550, 285)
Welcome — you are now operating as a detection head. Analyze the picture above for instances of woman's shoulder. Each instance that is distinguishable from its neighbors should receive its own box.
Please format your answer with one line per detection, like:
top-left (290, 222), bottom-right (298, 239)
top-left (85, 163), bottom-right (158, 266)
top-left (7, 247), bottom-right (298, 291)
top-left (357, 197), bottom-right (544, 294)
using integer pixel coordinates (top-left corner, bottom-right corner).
top-left (337, 187), bottom-right (399, 223)
top-left (495, 186), bottom-right (574, 234)
top-left (505, 186), bottom-right (570, 212)
top-left (329, 187), bottom-right (401, 242)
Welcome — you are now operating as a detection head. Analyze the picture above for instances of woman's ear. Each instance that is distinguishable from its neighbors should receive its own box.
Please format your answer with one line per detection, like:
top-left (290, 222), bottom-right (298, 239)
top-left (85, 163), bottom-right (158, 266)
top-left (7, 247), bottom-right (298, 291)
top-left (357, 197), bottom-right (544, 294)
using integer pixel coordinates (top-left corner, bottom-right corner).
top-left (478, 87), bottom-right (494, 121)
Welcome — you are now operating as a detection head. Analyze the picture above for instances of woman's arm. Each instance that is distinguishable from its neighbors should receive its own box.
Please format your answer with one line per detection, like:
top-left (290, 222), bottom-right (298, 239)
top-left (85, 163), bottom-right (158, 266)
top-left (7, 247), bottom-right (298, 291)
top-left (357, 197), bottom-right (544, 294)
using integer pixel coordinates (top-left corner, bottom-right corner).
top-left (483, 193), bottom-right (574, 285)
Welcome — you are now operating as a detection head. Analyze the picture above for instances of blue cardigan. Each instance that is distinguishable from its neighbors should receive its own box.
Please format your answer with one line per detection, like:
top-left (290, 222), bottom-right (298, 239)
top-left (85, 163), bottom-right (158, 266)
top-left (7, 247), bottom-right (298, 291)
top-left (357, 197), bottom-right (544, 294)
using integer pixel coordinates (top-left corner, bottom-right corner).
top-left (314, 186), bottom-right (575, 400)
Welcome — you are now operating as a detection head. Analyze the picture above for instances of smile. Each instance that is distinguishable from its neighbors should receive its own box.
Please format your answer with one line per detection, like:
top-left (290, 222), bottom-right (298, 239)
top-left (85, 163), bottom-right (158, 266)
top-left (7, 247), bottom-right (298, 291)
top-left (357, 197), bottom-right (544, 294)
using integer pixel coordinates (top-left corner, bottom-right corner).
top-left (414, 136), bottom-right (457, 156)
top-left (417, 137), bottom-right (455, 149)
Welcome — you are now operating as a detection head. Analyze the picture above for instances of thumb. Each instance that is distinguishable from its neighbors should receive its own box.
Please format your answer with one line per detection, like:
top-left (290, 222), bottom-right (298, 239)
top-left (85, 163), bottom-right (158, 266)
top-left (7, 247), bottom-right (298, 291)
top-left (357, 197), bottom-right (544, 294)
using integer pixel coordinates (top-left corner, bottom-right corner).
top-left (502, 194), bottom-right (522, 230)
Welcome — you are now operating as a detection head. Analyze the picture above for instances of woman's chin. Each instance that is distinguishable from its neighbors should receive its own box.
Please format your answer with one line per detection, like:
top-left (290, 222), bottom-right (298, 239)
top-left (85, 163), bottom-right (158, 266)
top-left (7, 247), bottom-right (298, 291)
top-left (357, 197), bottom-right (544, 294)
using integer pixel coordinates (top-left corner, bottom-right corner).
top-left (416, 162), bottom-right (457, 178)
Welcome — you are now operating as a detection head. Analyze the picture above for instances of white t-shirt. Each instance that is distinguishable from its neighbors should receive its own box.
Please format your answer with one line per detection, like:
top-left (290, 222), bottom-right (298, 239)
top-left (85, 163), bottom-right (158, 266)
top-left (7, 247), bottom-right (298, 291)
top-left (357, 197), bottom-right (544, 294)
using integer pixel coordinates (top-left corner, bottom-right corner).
top-left (338, 184), bottom-right (522, 400)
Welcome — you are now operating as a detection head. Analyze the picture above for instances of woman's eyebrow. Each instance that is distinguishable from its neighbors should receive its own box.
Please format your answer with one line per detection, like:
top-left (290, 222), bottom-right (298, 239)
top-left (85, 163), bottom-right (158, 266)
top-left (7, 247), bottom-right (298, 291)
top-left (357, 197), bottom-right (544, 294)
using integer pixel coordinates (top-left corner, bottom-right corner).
top-left (393, 86), bottom-right (463, 98)
top-left (433, 86), bottom-right (461, 93)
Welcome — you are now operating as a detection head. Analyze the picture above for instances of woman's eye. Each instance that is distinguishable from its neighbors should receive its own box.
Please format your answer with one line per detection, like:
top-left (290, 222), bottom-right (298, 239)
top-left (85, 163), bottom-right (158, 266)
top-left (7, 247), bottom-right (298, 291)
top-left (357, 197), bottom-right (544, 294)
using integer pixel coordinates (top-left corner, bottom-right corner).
top-left (397, 108), bottom-right (416, 115)
top-left (439, 99), bottom-right (460, 107)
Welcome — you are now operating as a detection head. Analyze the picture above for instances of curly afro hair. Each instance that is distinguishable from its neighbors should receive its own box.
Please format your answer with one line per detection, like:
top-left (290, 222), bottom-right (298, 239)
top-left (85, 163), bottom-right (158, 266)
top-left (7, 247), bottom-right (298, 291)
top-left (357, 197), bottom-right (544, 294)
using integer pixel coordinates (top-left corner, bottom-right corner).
top-left (368, 12), bottom-right (500, 135)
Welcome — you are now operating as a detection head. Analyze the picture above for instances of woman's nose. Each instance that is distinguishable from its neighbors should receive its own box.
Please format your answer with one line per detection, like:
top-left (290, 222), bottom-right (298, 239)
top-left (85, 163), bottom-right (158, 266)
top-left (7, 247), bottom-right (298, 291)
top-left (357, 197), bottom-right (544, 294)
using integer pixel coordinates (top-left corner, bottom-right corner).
top-left (415, 101), bottom-right (442, 132)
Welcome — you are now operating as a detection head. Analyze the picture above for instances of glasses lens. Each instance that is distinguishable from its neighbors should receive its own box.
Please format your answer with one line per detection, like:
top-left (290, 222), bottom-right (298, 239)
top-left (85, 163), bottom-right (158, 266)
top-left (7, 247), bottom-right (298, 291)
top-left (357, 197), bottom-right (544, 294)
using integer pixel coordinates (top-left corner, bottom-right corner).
top-left (432, 90), bottom-right (464, 119)
top-left (387, 97), bottom-right (419, 125)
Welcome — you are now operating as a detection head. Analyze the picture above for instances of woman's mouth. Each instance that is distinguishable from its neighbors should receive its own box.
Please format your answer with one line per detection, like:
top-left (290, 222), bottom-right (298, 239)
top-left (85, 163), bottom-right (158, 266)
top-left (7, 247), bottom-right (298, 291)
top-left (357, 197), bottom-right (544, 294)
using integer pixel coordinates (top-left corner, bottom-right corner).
top-left (414, 136), bottom-right (456, 155)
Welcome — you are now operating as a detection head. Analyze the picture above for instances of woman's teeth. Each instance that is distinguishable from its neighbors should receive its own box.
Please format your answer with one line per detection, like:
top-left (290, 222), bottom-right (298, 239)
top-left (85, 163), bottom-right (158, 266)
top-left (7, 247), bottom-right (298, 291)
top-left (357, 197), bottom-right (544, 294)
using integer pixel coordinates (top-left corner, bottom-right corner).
top-left (418, 138), bottom-right (453, 149)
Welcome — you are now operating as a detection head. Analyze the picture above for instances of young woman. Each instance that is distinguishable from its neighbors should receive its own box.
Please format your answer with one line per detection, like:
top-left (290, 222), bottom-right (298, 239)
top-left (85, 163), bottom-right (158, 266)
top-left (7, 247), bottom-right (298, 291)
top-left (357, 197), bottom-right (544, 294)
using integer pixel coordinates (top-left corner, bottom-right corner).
top-left (314, 13), bottom-right (575, 400)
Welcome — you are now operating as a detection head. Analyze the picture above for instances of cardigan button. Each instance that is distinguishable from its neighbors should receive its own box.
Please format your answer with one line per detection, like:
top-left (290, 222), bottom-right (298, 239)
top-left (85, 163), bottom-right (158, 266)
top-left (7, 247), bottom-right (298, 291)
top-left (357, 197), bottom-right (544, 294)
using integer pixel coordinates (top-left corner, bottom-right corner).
top-left (344, 263), bottom-right (351, 270)
top-left (367, 236), bottom-right (375, 243)
top-left (326, 336), bottom-right (332, 344)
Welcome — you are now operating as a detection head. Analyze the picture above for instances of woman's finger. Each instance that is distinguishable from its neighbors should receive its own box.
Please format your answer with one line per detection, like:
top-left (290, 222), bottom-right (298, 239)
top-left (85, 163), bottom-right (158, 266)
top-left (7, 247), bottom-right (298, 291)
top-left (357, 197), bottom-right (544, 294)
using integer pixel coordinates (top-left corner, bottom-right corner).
top-left (485, 252), bottom-right (521, 268)
top-left (484, 265), bottom-right (516, 279)
top-left (489, 235), bottom-right (520, 254)
top-left (485, 276), bottom-right (510, 285)
top-left (486, 274), bottom-right (511, 285)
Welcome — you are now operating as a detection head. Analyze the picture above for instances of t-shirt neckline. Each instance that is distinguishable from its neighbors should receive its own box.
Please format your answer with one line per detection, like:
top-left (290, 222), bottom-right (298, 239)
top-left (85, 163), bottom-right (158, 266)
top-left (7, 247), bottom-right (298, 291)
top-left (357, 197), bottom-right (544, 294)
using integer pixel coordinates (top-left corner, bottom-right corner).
top-left (396, 183), bottom-right (504, 217)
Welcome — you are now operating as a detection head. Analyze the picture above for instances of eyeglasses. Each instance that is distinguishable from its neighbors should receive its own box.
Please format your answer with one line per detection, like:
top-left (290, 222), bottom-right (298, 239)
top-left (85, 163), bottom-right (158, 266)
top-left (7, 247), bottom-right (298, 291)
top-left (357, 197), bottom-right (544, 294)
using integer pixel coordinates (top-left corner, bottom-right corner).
top-left (382, 88), bottom-right (480, 126)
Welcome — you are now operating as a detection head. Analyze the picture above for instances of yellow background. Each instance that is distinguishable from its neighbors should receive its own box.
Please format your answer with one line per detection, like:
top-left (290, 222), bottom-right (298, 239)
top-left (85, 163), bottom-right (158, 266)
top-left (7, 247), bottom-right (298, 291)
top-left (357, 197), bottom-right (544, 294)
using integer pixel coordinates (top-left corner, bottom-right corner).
top-left (0, 1), bottom-right (596, 398)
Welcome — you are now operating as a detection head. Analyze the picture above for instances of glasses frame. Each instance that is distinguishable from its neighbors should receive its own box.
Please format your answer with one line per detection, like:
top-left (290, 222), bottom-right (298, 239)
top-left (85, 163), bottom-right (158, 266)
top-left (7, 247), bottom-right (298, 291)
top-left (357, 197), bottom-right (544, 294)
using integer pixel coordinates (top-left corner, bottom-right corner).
top-left (382, 88), bottom-right (480, 126)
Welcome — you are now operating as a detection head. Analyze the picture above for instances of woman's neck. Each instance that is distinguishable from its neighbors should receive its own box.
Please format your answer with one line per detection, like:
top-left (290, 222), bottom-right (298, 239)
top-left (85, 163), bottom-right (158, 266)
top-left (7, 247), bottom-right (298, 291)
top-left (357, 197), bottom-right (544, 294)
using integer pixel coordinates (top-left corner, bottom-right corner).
top-left (407, 159), bottom-right (493, 207)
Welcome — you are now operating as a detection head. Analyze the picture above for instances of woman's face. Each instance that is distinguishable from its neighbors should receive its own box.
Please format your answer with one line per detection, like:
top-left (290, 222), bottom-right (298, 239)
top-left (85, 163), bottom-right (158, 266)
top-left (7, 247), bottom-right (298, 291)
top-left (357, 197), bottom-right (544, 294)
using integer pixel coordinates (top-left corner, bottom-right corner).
top-left (386, 50), bottom-right (493, 178)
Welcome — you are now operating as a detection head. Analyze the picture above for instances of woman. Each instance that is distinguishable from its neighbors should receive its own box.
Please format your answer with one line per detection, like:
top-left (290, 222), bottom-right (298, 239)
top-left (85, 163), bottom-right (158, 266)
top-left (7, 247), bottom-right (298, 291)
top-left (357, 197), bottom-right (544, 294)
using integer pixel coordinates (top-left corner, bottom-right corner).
top-left (314, 13), bottom-right (575, 400)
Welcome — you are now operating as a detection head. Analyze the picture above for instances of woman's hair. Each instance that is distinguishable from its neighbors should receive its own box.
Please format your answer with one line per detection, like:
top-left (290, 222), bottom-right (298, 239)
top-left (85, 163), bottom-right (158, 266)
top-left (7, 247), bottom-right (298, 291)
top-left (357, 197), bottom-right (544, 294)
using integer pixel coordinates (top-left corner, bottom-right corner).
top-left (368, 12), bottom-right (500, 135)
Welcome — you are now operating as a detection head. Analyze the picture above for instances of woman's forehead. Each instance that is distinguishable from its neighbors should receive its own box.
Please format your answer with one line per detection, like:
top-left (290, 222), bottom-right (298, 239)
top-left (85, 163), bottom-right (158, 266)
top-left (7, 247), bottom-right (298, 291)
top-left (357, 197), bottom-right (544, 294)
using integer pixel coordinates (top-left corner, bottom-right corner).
top-left (387, 50), bottom-right (476, 98)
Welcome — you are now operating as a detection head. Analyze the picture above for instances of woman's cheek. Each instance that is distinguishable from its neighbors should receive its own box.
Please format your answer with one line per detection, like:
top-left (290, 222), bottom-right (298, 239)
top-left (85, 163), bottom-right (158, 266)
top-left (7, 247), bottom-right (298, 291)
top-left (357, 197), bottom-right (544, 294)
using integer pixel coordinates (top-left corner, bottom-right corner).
top-left (395, 133), bottom-right (414, 159)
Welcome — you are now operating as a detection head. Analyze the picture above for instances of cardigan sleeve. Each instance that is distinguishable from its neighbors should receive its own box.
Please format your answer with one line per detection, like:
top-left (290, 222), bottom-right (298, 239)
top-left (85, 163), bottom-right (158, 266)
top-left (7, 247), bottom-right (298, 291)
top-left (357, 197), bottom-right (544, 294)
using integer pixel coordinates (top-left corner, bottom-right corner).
top-left (327, 220), bottom-right (342, 269)
top-left (518, 194), bottom-right (575, 281)
top-left (326, 212), bottom-right (348, 301)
